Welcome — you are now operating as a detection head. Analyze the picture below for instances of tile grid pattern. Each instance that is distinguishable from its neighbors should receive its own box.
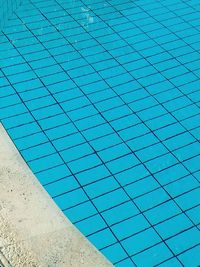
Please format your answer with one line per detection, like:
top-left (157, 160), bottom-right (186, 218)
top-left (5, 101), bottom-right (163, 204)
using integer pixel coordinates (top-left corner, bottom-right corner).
top-left (0, 0), bottom-right (200, 266)
top-left (0, 0), bottom-right (22, 29)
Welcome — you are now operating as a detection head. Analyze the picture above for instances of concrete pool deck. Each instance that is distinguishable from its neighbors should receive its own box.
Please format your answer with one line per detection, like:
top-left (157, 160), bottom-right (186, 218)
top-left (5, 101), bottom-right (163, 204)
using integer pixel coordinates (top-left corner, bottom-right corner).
top-left (0, 124), bottom-right (112, 267)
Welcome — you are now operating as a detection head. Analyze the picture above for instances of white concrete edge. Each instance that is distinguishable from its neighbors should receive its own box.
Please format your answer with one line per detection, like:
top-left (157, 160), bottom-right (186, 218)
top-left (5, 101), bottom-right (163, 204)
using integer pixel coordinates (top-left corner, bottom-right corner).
top-left (0, 124), bottom-right (113, 267)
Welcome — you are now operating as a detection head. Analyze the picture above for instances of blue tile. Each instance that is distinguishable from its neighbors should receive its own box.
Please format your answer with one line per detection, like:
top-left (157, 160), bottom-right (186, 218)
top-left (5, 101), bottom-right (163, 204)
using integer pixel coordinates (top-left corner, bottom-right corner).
top-left (136, 143), bottom-right (168, 162)
top-left (106, 154), bottom-right (139, 174)
top-left (54, 187), bottom-right (88, 210)
top-left (45, 123), bottom-right (77, 140)
top-left (76, 164), bottom-right (110, 186)
top-left (88, 228), bottom-right (117, 249)
top-left (154, 163), bottom-right (189, 185)
top-left (0, 103), bottom-right (27, 119)
top-left (175, 188), bottom-right (200, 211)
top-left (38, 113), bottom-right (70, 130)
top-left (115, 164), bottom-right (150, 186)
top-left (2, 113), bottom-right (34, 129)
top-left (53, 132), bottom-right (85, 151)
top-left (75, 214), bottom-right (106, 236)
top-left (8, 122), bottom-right (41, 139)
top-left (135, 187), bottom-right (170, 212)
top-left (32, 104), bottom-right (63, 120)
top-left (132, 243), bottom-right (173, 267)
top-left (0, 94), bottom-right (20, 108)
top-left (112, 214), bottom-right (150, 240)
top-left (101, 243), bottom-right (127, 264)
top-left (115, 258), bottom-right (135, 267)
top-left (159, 258), bottom-right (182, 267)
top-left (156, 213), bottom-right (193, 239)
top-left (122, 228), bottom-right (161, 256)
top-left (15, 132), bottom-right (48, 150)
top-left (90, 133), bottom-right (121, 151)
top-left (93, 188), bottom-right (129, 212)
top-left (144, 153), bottom-right (178, 174)
top-left (65, 201), bottom-right (96, 223)
top-left (178, 245), bottom-right (200, 267)
top-left (61, 142), bottom-right (94, 162)
top-left (83, 123), bottom-right (113, 141)
top-left (84, 176), bottom-right (119, 199)
top-left (164, 175), bottom-right (199, 198)
top-left (166, 227), bottom-right (200, 255)
top-left (102, 201), bottom-right (139, 226)
top-left (37, 164), bottom-right (71, 185)
top-left (29, 153), bottom-right (63, 173)
top-left (186, 205), bottom-right (200, 225)
top-left (69, 154), bottom-right (102, 173)
top-left (119, 123), bottom-right (150, 141)
top-left (1, 1), bottom-right (200, 265)
top-left (45, 176), bottom-right (79, 197)
top-left (144, 200), bottom-right (181, 225)
top-left (124, 176), bottom-right (159, 199)
top-left (99, 143), bottom-right (130, 162)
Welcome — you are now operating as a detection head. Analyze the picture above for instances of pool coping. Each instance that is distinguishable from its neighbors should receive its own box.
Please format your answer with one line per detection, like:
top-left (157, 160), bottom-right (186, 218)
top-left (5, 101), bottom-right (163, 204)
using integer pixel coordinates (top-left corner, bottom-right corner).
top-left (0, 124), bottom-right (112, 267)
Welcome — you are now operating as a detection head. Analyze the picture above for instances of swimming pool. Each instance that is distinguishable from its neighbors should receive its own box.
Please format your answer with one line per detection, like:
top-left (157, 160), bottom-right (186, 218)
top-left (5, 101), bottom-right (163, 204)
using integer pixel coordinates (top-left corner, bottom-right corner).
top-left (0, 0), bottom-right (200, 266)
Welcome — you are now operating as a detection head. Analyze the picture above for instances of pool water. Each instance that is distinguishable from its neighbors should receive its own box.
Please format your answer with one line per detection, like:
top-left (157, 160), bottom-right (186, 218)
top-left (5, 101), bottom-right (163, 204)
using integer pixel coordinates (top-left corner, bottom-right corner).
top-left (0, 0), bottom-right (200, 266)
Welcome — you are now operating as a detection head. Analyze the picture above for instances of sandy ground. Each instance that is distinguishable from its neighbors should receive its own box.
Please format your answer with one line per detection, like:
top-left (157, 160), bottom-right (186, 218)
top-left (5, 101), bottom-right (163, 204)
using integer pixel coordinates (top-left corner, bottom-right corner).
top-left (0, 124), bottom-right (112, 267)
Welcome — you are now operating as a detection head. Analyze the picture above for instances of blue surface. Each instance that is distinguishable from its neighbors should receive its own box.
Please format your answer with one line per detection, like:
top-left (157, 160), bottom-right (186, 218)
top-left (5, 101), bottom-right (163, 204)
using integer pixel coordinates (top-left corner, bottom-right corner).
top-left (0, 0), bottom-right (22, 29)
top-left (0, 0), bottom-right (200, 266)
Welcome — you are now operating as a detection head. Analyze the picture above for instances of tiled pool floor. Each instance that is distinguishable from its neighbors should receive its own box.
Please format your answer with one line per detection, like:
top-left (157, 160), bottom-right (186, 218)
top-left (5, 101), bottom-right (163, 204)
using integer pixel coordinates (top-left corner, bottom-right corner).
top-left (0, 0), bottom-right (200, 266)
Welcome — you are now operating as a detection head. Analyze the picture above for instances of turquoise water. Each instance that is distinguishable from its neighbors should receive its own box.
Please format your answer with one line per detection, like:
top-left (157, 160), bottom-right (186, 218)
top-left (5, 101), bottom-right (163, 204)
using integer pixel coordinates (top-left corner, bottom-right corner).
top-left (0, 0), bottom-right (22, 29)
top-left (0, 0), bottom-right (200, 266)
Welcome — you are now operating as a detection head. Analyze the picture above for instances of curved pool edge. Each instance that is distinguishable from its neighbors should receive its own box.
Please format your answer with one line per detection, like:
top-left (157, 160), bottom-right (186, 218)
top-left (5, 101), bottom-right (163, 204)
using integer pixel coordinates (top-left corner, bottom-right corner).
top-left (0, 124), bottom-right (113, 267)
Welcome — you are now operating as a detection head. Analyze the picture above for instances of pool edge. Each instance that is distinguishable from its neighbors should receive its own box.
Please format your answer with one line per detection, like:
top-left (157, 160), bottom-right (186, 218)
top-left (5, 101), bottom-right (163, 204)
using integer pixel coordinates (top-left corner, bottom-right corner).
top-left (0, 123), bottom-right (113, 267)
